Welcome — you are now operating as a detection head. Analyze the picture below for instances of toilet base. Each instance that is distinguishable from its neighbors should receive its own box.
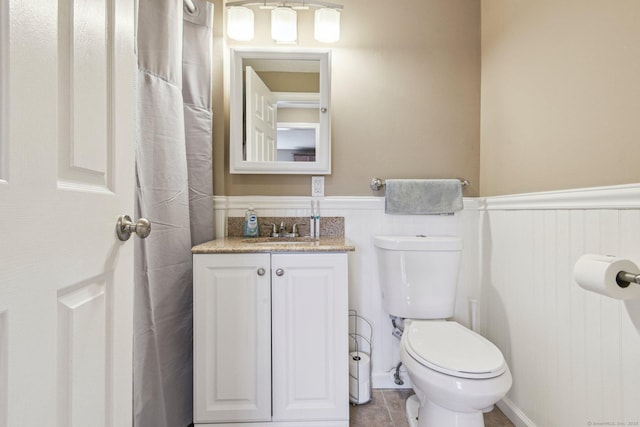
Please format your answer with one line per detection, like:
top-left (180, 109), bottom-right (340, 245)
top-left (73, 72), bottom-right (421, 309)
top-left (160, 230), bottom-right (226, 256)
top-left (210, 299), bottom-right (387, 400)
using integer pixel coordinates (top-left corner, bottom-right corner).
top-left (406, 395), bottom-right (420, 427)
top-left (405, 394), bottom-right (485, 427)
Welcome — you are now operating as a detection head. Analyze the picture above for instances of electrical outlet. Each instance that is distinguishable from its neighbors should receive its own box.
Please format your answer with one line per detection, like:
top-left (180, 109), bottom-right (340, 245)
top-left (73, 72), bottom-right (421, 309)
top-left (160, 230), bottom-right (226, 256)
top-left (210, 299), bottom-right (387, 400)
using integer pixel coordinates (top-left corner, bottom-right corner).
top-left (311, 176), bottom-right (324, 197)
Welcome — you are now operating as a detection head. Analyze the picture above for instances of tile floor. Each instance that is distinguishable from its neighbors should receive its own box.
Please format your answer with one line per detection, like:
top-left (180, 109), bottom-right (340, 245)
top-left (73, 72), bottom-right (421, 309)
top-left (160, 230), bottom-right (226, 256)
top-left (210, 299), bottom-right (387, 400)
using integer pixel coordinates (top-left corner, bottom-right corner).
top-left (349, 389), bottom-right (514, 427)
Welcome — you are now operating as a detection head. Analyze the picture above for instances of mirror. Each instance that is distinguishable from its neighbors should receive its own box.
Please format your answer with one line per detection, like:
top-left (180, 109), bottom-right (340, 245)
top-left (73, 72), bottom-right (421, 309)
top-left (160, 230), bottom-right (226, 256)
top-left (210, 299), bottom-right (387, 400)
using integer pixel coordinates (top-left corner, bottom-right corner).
top-left (230, 48), bottom-right (331, 174)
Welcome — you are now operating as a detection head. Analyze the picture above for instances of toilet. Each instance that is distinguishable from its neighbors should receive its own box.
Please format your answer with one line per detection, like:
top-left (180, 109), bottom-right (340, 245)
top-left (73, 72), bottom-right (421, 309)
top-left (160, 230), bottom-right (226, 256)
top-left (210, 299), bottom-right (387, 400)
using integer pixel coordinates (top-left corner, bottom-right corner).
top-left (374, 235), bottom-right (512, 427)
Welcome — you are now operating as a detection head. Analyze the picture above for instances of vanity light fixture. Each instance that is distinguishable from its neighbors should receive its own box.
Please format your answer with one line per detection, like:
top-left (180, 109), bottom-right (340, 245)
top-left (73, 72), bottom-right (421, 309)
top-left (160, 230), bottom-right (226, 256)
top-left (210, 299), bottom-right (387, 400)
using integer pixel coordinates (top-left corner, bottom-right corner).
top-left (225, 0), bottom-right (343, 43)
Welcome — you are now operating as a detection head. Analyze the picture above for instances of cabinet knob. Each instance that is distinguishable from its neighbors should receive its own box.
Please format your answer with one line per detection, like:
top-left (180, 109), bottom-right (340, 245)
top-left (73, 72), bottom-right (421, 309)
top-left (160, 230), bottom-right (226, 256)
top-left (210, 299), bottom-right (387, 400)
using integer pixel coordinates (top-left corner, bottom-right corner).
top-left (275, 268), bottom-right (284, 277)
top-left (257, 268), bottom-right (266, 276)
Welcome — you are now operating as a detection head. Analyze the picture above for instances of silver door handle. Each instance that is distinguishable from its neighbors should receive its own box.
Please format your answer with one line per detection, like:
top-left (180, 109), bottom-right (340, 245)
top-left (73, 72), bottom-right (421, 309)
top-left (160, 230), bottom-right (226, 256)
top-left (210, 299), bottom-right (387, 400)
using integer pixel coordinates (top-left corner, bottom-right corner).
top-left (116, 215), bottom-right (151, 241)
top-left (275, 268), bottom-right (284, 276)
top-left (257, 268), bottom-right (266, 276)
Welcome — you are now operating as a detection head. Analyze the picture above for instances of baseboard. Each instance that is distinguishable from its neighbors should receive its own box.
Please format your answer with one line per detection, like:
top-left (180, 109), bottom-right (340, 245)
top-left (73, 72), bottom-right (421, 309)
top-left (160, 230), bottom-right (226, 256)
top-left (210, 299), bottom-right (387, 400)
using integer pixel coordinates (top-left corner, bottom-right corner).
top-left (371, 370), bottom-right (412, 390)
top-left (496, 397), bottom-right (537, 427)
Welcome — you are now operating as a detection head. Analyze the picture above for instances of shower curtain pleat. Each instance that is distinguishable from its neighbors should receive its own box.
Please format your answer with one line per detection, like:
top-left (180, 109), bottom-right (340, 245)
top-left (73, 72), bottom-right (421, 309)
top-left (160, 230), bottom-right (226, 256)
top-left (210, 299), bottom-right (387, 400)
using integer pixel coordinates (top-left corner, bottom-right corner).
top-left (134, 1), bottom-right (214, 426)
top-left (183, 4), bottom-right (214, 245)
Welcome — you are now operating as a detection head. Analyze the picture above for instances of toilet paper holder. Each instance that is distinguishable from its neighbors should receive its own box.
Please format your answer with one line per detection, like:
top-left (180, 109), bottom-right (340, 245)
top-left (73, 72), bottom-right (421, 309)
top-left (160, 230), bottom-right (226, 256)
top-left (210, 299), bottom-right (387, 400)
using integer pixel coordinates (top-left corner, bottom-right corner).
top-left (617, 271), bottom-right (640, 288)
top-left (349, 310), bottom-right (373, 405)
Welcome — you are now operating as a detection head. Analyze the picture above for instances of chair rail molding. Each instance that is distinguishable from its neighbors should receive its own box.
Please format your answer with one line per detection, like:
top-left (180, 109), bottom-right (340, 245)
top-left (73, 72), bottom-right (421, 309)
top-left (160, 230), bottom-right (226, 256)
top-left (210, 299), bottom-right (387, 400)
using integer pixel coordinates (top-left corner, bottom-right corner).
top-left (482, 183), bottom-right (640, 211)
top-left (212, 195), bottom-right (481, 212)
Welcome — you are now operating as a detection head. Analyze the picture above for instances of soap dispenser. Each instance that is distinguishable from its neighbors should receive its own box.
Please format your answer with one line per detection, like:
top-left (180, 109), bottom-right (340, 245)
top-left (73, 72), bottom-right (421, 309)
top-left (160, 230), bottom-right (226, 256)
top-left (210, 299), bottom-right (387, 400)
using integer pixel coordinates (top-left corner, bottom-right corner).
top-left (243, 206), bottom-right (259, 237)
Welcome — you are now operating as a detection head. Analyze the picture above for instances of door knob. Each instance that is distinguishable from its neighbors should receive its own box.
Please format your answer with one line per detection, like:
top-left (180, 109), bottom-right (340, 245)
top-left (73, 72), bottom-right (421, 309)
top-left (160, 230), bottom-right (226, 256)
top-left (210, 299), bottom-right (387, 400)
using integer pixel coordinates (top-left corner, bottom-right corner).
top-left (257, 268), bottom-right (266, 276)
top-left (116, 215), bottom-right (151, 241)
top-left (275, 268), bottom-right (284, 276)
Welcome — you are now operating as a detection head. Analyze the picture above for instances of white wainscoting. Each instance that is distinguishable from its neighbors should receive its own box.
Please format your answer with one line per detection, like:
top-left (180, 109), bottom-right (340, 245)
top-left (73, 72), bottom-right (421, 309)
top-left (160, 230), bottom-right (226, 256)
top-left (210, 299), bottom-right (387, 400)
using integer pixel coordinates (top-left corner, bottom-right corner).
top-left (213, 185), bottom-right (640, 426)
top-left (213, 196), bottom-right (480, 388)
top-left (481, 184), bottom-right (640, 427)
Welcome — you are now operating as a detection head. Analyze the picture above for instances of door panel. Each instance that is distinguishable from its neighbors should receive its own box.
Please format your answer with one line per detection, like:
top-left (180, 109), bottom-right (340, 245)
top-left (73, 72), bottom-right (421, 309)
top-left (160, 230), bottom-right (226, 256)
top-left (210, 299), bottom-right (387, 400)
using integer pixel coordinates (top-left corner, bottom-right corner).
top-left (245, 66), bottom-right (277, 162)
top-left (271, 253), bottom-right (349, 422)
top-left (0, 0), bottom-right (7, 183)
top-left (193, 253), bottom-right (272, 423)
top-left (57, 278), bottom-right (110, 427)
top-left (58, 0), bottom-right (113, 190)
top-left (0, 311), bottom-right (6, 427)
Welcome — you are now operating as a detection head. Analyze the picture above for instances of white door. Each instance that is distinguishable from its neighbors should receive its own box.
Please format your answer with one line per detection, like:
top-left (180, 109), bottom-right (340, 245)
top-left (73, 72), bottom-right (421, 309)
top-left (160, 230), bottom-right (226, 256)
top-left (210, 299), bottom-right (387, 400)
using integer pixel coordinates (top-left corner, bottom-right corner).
top-left (245, 66), bottom-right (277, 162)
top-left (0, 0), bottom-right (135, 426)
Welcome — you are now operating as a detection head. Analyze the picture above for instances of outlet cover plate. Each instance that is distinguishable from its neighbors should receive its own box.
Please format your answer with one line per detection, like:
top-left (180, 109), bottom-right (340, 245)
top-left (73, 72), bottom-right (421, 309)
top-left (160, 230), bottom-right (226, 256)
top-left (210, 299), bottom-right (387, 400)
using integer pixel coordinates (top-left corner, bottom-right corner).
top-left (312, 176), bottom-right (324, 197)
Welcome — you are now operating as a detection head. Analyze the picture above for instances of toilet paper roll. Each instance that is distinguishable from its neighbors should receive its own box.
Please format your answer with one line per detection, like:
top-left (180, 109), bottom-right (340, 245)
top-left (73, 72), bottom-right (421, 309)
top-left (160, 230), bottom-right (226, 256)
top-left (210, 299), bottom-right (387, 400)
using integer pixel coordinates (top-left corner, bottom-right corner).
top-left (349, 351), bottom-right (371, 404)
top-left (573, 254), bottom-right (640, 300)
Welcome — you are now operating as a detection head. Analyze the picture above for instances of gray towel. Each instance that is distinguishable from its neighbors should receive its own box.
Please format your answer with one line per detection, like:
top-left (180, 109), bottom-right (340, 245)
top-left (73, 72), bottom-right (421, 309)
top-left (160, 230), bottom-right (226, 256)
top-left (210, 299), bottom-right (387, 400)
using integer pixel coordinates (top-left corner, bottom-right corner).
top-left (384, 179), bottom-right (463, 214)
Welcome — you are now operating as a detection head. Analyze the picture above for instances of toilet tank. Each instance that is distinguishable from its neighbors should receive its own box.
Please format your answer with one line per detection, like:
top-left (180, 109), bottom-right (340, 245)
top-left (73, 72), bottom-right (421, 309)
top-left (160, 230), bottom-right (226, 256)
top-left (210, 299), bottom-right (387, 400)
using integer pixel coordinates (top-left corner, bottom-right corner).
top-left (374, 235), bottom-right (462, 319)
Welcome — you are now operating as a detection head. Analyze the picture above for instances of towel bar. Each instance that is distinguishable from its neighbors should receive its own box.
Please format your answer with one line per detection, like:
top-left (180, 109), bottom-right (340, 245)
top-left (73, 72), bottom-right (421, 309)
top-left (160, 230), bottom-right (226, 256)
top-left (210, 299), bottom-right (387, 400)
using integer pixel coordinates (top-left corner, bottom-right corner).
top-left (369, 178), bottom-right (469, 192)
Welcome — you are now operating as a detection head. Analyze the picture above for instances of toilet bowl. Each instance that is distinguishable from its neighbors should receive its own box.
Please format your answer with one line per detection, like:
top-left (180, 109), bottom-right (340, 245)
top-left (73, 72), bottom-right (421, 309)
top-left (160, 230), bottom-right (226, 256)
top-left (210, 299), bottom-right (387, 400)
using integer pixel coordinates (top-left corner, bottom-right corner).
top-left (400, 320), bottom-right (512, 427)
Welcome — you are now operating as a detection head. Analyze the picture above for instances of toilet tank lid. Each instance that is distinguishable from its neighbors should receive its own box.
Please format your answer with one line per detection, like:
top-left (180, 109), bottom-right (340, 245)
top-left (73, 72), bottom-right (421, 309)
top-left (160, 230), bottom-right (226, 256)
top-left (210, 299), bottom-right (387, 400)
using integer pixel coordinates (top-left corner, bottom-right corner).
top-left (405, 320), bottom-right (507, 379)
top-left (373, 235), bottom-right (461, 251)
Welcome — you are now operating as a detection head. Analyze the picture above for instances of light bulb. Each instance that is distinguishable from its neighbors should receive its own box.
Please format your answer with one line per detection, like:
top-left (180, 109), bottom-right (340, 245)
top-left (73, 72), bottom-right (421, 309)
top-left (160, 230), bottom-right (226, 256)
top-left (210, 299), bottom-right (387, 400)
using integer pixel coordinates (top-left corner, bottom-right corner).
top-left (227, 6), bottom-right (254, 41)
top-left (271, 7), bottom-right (297, 43)
top-left (314, 8), bottom-right (340, 43)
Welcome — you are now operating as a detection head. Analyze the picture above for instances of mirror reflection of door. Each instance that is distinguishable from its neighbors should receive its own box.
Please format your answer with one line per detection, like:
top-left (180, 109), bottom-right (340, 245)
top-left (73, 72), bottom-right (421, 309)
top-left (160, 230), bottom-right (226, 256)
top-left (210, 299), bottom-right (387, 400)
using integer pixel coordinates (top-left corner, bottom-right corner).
top-left (245, 66), bottom-right (277, 161)
top-left (243, 58), bottom-right (320, 162)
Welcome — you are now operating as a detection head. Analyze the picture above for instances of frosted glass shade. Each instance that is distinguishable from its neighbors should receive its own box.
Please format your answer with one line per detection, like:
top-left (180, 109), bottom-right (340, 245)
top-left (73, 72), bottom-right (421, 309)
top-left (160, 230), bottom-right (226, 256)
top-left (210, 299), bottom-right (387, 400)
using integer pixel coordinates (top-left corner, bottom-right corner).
top-left (271, 7), bottom-right (297, 43)
top-left (314, 8), bottom-right (340, 43)
top-left (227, 6), bottom-right (254, 41)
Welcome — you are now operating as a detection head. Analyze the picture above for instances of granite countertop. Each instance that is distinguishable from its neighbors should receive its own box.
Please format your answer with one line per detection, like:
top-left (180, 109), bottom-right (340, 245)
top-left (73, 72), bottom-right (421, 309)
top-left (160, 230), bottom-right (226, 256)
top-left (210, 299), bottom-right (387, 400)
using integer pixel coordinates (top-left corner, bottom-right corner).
top-left (192, 236), bottom-right (355, 254)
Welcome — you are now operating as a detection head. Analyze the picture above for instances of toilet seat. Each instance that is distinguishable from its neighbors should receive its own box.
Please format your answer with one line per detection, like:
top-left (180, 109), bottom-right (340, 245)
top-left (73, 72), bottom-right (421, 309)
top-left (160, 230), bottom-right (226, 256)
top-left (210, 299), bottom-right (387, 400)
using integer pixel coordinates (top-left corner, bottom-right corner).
top-left (404, 320), bottom-right (507, 379)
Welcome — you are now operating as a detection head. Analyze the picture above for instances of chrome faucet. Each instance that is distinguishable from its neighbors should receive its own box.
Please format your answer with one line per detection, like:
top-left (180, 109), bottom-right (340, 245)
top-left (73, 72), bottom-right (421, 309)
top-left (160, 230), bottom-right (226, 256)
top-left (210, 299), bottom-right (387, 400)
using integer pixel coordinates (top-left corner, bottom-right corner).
top-left (263, 223), bottom-right (279, 237)
top-left (263, 222), bottom-right (303, 238)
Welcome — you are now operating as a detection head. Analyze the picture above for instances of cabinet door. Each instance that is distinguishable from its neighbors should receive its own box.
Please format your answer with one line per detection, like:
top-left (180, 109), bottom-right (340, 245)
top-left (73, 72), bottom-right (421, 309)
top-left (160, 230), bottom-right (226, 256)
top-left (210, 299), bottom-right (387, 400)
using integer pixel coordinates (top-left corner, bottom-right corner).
top-left (271, 253), bottom-right (349, 422)
top-left (194, 253), bottom-right (271, 423)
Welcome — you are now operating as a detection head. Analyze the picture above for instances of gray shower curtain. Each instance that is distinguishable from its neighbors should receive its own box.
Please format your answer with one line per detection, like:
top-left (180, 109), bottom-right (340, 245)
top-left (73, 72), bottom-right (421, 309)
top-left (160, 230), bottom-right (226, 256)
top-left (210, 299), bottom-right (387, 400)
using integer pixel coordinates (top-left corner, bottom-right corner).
top-left (135, 1), bottom-right (214, 426)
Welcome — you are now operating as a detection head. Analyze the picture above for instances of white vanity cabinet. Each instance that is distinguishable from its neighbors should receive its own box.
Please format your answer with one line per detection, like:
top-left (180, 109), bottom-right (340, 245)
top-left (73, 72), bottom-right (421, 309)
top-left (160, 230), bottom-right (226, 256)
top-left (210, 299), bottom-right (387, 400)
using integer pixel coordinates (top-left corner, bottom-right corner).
top-left (193, 251), bottom-right (349, 427)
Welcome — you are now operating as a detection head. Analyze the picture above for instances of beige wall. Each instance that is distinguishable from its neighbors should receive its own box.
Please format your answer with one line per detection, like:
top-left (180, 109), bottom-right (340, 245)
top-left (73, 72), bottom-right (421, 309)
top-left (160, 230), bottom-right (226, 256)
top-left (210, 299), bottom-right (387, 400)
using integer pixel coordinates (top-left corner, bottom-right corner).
top-left (257, 71), bottom-right (319, 92)
top-left (212, 0), bottom-right (481, 197)
top-left (480, 0), bottom-right (640, 196)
